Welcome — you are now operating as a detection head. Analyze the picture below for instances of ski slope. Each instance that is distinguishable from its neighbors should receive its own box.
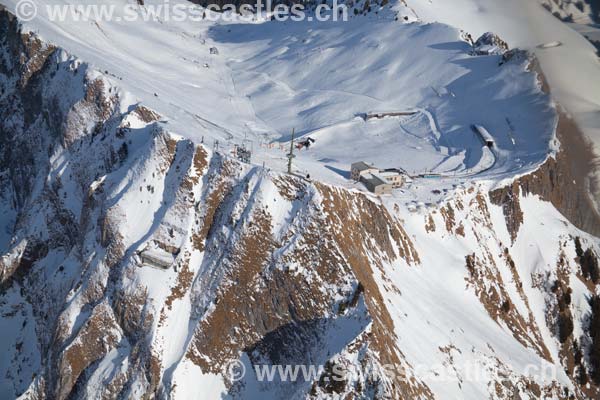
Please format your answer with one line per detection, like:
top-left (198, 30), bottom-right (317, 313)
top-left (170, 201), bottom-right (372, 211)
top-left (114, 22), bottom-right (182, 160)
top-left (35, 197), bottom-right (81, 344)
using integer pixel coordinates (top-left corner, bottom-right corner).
top-left (406, 0), bottom-right (600, 161)
top-left (2, 0), bottom-right (557, 190)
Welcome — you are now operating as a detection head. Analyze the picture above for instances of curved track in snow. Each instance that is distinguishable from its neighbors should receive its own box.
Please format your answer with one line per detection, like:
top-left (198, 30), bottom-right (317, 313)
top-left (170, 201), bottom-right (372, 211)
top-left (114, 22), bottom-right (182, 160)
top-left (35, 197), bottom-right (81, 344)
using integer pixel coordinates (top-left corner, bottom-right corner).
top-left (284, 108), bottom-right (498, 180)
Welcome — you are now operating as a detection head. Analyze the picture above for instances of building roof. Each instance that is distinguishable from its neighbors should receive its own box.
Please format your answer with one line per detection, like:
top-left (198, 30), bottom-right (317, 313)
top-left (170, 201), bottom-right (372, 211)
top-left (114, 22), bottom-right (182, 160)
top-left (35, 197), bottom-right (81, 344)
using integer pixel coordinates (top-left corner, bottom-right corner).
top-left (351, 161), bottom-right (376, 172)
top-left (472, 124), bottom-right (495, 144)
top-left (378, 171), bottom-right (402, 178)
top-left (363, 173), bottom-right (390, 187)
top-left (140, 247), bottom-right (175, 268)
top-left (383, 167), bottom-right (408, 174)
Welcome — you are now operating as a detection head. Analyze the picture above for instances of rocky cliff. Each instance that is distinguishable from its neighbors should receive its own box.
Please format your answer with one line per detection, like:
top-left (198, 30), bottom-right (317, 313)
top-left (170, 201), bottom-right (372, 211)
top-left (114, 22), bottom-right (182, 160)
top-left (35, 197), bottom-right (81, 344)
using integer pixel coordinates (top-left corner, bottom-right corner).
top-left (1, 8), bottom-right (600, 400)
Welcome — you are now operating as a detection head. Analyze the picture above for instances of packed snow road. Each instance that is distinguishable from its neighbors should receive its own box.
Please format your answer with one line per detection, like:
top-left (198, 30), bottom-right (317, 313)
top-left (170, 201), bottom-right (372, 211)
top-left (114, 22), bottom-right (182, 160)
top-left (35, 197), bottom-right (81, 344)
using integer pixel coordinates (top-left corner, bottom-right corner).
top-left (272, 109), bottom-right (499, 181)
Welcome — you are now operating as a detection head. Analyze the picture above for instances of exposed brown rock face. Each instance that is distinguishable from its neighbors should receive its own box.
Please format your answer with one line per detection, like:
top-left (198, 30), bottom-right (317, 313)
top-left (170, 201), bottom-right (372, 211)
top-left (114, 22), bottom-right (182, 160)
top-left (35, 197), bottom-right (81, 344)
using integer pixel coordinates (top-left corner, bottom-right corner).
top-left (533, 239), bottom-right (600, 399)
top-left (439, 204), bottom-right (456, 233)
top-left (187, 207), bottom-right (280, 368)
top-left (491, 112), bottom-right (600, 238)
top-left (2, 7), bottom-right (600, 400)
top-left (57, 302), bottom-right (121, 400)
top-left (0, 44), bottom-right (432, 394)
top-left (425, 213), bottom-right (436, 233)
top-left (313, 184), bottom-right (429, 398)
top-left (182, 174), bottom-right (430, 399)
top-left (489, 182), bottom-right (524, 243)
top-left (491, 59), bottom-right (600, 238)
top-left (436, 191), bottom-right (553, 362)
top-left (0, 11), bottom-right (158, 398)
top-left (465, 251), bottom-right (551, 361)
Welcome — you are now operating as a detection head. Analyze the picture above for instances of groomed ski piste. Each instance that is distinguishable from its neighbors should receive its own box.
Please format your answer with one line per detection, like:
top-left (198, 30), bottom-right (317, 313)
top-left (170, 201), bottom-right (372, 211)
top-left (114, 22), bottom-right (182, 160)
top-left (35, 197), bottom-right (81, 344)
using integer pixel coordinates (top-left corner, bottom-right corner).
top-left (2, 0), bottom-right (560, 208)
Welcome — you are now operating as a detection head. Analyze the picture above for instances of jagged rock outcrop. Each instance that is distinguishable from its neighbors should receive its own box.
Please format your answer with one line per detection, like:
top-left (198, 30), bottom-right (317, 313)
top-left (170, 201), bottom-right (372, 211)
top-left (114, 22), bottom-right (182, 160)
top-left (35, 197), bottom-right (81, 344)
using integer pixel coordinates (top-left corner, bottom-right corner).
top-left (0, 11), bottom-right (428, 398)
top-left (539, 0), bottom-right (599, 23)
top-left (490, 112), bottom-right (600, 238)
top-left (472, 32), bottom-right (509, 56)
top-left (1, 7), bottom-right (600, 400)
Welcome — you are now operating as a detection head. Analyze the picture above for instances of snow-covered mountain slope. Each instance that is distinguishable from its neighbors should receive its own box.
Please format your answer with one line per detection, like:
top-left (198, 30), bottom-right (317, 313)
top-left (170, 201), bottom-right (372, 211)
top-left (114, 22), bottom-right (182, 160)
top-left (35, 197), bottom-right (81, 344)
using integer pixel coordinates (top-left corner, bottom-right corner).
top-left (1, 1), bottom-right (600, 399)
top-left (0, 0), bottom-right (557, 185)
top-left (538, 0), bottom-right (599, 23)
top-left (404, 0), bottom-right (600, 213)
top-left (3, 0), bottom-right (598, 216)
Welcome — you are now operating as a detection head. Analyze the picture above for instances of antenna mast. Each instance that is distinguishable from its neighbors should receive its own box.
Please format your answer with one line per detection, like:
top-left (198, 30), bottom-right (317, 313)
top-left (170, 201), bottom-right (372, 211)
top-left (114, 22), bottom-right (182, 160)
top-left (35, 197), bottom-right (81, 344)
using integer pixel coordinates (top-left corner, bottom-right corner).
top-left (287, 128), bottom-right (295, 174)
